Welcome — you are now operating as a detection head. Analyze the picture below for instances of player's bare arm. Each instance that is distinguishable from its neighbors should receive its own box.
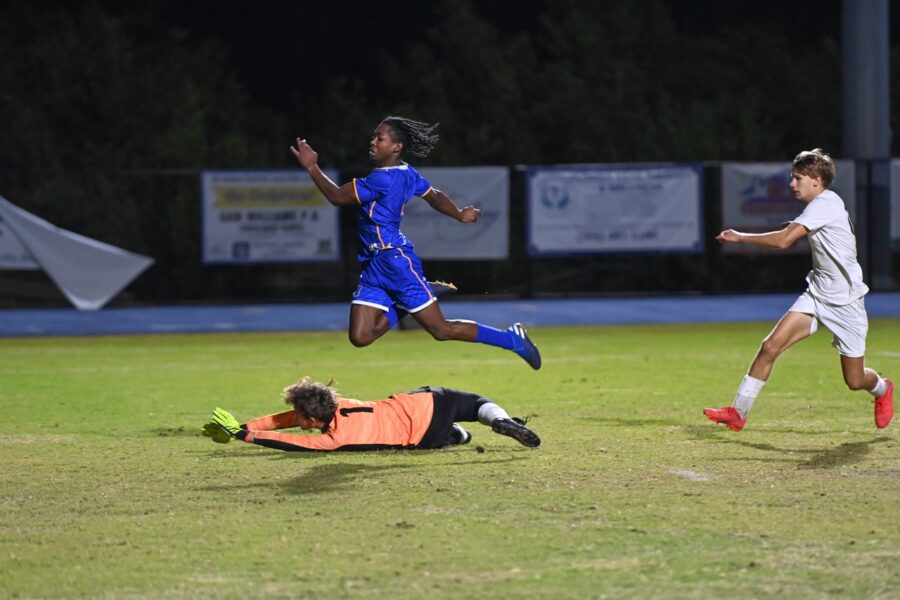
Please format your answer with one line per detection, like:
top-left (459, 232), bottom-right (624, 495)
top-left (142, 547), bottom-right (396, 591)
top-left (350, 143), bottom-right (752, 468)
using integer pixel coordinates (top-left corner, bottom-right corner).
top-left (290, 138), bottom-right (358, 206)
top-left (716, 222), bottom-right (808, 250)
top-left (423, 188), bottom-right (481, 223)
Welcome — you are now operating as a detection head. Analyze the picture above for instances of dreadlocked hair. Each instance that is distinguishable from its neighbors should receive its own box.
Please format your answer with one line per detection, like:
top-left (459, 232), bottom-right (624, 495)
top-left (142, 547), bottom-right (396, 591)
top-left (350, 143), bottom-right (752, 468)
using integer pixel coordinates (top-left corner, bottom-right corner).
top-left (382, 116), bottom-right (440, 158)
top-left (282, 377), bottom-right (339, 423)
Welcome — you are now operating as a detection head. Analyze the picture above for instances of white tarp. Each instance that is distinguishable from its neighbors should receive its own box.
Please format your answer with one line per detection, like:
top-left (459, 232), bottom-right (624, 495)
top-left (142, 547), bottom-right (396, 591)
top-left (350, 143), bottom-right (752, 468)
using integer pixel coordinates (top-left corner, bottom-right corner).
top-left (0, 196), bottom-right (154, 310)
top-left (0, 209), bottom-right (40, 269)
top-left (201, 170), bottom-right (340, 263)
top-left (402, 166), bottom-right (509, 260)
top-left (720, 161), bottom-right (856, 254)
top-left (526, 165), bottom-right (703, 255)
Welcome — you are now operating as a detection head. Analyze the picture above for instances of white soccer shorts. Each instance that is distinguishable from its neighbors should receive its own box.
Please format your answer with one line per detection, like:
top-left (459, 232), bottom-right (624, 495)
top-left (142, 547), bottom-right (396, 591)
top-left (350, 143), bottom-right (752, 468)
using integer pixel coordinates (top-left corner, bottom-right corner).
top-left (789, 289), bottom-right (868, 358)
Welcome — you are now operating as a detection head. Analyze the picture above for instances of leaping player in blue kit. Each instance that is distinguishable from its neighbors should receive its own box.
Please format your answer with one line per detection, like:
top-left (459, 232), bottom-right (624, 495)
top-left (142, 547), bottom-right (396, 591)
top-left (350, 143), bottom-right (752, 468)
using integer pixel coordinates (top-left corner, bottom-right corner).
top-left (290, 116), bottom-right (541, 369)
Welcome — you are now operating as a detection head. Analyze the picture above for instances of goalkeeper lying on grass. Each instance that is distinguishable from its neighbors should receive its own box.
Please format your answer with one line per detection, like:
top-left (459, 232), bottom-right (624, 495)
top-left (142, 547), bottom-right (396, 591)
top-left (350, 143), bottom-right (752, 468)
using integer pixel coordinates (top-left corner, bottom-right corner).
top-left (203, 376), bottom-right (540, 451)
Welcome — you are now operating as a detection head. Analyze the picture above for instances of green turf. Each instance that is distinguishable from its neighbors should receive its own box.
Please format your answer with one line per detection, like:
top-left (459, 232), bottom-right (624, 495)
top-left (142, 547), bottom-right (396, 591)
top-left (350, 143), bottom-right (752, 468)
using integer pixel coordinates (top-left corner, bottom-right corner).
top-left (1, 321), bottom-right (899, 599)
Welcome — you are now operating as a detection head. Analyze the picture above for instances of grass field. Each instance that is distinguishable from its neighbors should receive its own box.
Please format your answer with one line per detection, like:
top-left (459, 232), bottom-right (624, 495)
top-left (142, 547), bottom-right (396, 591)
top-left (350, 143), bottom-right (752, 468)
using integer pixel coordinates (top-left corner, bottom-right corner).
top-left (2, 321), bottom-right (899, 599)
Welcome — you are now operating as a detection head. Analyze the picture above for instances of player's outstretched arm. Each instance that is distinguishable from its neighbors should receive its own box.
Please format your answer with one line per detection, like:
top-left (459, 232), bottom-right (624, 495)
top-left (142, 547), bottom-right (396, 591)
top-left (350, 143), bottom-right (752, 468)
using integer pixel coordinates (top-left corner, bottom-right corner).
top-left (212, 407), bottom-right (247, 440)
top-left (206, 408), bottom-right (334, 451)
top-left (716, 222), bottom-right (807, 250)
top-left (423, 188), bottom-right (481, 223)
top-left (289, 138), bottom-right (358, 206)
top-left (201, 421), bottom-right (233, 444)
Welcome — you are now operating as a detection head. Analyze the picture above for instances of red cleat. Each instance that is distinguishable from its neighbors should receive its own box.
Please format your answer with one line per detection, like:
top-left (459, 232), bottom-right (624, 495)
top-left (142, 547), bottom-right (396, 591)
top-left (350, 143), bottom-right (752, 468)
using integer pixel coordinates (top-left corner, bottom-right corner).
top-left (703, 406), bottom-right (746, 431)
top-left (874, 379), bottom-right (893, 429)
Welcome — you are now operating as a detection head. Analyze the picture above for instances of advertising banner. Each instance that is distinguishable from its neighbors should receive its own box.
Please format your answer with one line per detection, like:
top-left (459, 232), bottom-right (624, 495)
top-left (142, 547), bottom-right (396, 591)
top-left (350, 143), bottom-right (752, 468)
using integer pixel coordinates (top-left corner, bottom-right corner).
top-left (526, 165), bottom-right (703, 255)
top-left (401, 166), bottom-right (509, 260)
top-left (720, 161), bottom-right (856, 254)
top-left (202, 170), bottom-right (340, 263)
top-left (890, 159), bottom-right (900, 247)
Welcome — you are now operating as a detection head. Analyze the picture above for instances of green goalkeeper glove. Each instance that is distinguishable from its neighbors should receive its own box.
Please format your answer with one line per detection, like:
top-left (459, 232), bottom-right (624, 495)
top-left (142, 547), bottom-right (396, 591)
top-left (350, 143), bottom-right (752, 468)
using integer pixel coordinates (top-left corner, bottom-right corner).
top-left (201, 421), bottom-right (232, 444)
top-left (212, 407), bottom-right (244, 438)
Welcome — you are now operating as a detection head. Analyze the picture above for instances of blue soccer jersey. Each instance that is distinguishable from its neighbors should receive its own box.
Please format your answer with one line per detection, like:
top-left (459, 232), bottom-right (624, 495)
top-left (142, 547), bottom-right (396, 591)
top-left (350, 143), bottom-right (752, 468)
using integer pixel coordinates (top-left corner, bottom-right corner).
top-left (351, 164), bottom-right (433, 260)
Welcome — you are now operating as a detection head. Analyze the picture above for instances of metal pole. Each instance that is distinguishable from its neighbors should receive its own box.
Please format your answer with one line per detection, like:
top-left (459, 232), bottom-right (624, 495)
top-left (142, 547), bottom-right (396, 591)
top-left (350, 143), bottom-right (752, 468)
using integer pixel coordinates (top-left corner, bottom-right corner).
top-left (842, 0), bottom-right (893, 289)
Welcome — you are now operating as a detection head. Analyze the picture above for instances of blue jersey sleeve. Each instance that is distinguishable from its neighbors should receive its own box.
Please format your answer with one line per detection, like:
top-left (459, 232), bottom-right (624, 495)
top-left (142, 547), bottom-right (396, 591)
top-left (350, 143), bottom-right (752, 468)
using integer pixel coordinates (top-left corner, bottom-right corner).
top-left (414, 171), bottom-right (432, 199)
top-left (353, 171), bottom-right (392, 205)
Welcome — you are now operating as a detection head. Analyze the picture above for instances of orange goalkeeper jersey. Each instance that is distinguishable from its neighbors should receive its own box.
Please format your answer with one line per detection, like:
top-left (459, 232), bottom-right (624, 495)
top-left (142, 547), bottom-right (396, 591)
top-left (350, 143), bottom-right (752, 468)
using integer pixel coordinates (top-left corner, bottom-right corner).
top-left (241, 391), bottom-right (435, 451)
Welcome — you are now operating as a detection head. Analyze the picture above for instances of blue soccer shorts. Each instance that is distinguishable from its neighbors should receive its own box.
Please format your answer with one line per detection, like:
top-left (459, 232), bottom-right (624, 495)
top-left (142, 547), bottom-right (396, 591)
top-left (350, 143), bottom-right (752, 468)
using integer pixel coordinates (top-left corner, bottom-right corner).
top-left (351, 247), bottom-right (436, 313)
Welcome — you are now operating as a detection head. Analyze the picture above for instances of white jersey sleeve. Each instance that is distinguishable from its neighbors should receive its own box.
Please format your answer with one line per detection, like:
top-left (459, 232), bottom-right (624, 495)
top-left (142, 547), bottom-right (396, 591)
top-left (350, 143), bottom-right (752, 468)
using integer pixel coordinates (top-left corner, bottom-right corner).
top-left (793, 195), bottom-right (834, 232)
top-left (791, 190), bottom-right (868, 305)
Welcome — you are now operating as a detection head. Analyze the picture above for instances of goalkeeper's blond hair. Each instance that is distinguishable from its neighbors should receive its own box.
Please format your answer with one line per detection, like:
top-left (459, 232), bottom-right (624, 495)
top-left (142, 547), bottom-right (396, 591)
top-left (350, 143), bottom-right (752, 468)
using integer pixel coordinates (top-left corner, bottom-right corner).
top-left (282, 377), bottom-right (338, 423)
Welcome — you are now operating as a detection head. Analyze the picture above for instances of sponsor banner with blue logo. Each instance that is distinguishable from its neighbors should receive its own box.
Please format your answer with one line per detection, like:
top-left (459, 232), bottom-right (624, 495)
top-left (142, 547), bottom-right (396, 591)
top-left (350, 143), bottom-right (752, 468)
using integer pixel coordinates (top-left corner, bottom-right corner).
top-left (526, 164), bottom-right (703, 255)
top-left (402, 166), bottom-right (509, 260)
top-left (202, 170), bottom-right (340, 264)
top-left (721, 161), bottom-right (856, 254)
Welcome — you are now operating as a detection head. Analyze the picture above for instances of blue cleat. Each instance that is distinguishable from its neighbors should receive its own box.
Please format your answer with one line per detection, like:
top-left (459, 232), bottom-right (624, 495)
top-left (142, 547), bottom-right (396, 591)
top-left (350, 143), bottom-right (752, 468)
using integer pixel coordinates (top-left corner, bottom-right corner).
top-left (508, 322), bottom-right (541, 369)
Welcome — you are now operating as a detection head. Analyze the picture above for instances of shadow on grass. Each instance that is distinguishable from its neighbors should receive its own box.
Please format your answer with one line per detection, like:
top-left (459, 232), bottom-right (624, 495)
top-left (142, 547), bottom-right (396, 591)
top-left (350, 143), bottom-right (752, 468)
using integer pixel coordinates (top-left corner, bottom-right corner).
top-left (684, 424), bottom-right (892, 470)
top-left (195, 452), bottom-right (531, 495)
top-left (584, 416), bottom-right (684, 427)
top-left (150, 426), bottom-right (198, 438)
top-left (277, 455), bottom-right (532, 495)
top-left (797, 438), bottom-right (892, 470)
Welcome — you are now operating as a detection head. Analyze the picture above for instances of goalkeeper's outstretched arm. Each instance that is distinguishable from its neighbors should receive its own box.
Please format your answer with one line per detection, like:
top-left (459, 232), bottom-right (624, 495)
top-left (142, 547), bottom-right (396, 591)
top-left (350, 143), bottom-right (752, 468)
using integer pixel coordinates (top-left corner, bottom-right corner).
top-left (208, 407), bottom-right (340, 451)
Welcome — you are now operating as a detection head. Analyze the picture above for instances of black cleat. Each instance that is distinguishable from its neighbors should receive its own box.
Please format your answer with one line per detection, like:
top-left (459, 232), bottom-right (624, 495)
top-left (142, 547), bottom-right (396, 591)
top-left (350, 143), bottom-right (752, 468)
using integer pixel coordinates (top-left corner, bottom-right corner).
top-left (491, 417), bottom-right (541, 447)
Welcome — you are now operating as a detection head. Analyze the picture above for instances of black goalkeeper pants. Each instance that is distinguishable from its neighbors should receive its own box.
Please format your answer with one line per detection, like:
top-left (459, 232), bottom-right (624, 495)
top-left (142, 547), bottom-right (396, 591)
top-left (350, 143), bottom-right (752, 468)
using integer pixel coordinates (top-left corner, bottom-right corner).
top-left (413, 387), bottom-right (491, 449)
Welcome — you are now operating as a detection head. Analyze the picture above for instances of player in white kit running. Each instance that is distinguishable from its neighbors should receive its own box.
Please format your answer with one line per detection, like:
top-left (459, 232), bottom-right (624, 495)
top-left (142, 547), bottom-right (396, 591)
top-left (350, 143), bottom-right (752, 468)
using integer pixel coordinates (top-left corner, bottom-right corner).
top-left (704, 149), bottom-right (893, 431)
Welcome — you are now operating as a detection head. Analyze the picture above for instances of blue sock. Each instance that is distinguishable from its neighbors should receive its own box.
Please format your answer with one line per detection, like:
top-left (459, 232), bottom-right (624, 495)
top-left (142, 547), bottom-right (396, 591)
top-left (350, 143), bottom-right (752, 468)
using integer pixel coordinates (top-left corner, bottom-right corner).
top-left (475, 323), bottom-right (515, 350)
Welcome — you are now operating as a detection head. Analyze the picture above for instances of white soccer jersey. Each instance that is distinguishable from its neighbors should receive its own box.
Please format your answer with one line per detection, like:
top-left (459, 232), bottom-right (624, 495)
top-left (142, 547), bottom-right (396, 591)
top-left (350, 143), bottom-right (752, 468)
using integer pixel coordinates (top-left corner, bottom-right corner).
top-left (791, 189), bottom-right (868, 305)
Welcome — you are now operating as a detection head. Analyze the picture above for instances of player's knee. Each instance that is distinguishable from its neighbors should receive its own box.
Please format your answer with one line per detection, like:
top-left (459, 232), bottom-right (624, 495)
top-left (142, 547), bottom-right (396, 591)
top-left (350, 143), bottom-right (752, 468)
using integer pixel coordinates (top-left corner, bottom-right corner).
top-left (348, 331), bottom-right (374, 347)
top-left (759, 338), bottom-right (782, 360)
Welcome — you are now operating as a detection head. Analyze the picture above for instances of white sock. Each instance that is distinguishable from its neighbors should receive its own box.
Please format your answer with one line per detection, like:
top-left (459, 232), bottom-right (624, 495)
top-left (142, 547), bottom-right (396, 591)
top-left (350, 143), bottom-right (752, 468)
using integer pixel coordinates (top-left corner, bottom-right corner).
top-left (869, 375), bottom-right (887, 398)
top-left (733, 375), bottom-right (766, 418)
top-left (477, 402), bottom-right (510, 426)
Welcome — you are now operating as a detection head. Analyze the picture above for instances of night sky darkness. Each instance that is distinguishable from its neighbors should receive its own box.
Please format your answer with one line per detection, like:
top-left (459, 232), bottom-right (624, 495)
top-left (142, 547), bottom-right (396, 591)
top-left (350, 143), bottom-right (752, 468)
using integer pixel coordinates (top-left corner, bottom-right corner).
top-left (138, 0), bottom-right (872, 114)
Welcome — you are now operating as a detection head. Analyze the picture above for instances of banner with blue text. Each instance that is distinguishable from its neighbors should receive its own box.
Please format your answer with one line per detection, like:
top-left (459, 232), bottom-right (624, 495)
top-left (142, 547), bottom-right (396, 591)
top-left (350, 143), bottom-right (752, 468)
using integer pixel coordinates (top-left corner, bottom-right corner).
top-left (526, 165), bottom-right (703, 255)
top-left (202, 170), bottom-right (340, 264)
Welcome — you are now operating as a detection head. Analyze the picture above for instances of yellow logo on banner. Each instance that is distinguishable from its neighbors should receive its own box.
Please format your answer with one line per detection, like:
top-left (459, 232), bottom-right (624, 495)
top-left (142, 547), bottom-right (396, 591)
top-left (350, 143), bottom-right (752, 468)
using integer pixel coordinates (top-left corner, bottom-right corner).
top-left (212, 185), bottom-right (324, 208)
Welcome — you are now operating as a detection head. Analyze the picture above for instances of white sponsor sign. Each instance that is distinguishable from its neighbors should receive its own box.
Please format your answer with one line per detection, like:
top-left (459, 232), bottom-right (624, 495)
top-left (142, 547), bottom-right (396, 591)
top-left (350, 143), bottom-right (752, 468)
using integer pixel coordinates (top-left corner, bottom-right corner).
top-left (202, 170), bottom-right (340, 263)
top-left (890, 159), bottom-right (900, 246)
top-left (401, 167), bottom-right (509, 259)
top-left (721, 161), bottom-right (856, 254)
top-left (0, 214), bottom-right (39, 269)
top-left (526, 165), bottom-right (703, 255)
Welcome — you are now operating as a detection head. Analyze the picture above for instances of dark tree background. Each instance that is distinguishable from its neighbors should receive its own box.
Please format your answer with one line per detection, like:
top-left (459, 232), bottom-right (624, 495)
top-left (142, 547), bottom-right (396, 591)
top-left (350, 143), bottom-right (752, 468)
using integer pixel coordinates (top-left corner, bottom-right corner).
top-left (0, 0), bottom-right (897, 306)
